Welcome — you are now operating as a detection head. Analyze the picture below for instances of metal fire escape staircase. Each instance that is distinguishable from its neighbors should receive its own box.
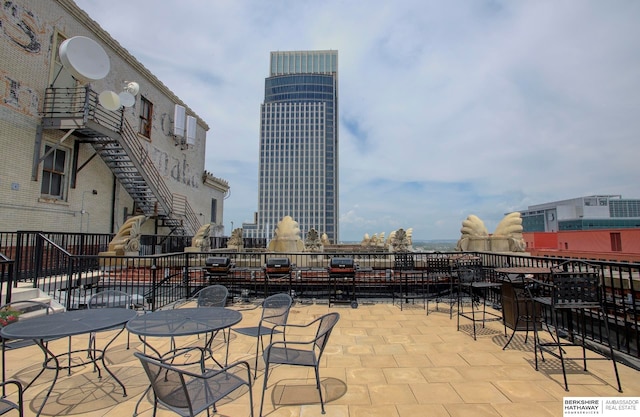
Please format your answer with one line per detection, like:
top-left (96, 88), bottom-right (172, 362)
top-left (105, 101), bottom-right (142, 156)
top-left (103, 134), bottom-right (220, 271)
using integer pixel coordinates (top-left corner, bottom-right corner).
top-left (38, 87), bottom-right (200, 236)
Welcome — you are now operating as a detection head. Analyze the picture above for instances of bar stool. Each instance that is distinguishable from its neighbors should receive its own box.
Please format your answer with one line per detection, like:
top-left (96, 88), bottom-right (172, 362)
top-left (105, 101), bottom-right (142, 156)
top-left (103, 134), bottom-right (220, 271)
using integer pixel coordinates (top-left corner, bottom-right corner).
top-left (456, 263), bottom-right (503, 340)
top-left (530, 261), bottom-right (622, 392)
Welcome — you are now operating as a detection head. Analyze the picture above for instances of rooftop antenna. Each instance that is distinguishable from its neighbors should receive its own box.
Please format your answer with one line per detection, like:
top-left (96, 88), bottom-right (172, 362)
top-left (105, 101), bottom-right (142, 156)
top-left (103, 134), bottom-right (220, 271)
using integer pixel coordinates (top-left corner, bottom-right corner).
top-left (59, 36), bottom-right (110, 83)
top-left (58, 36), bottom-right (139, 111)
top-left (118, 81), bottom-right (140, 107)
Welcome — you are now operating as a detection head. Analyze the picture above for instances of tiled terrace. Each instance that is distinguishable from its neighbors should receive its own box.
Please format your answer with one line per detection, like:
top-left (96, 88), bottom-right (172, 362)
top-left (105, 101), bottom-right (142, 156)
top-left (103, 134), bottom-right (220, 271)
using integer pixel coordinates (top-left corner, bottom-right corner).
top-left (3, 301), bottom-right (639, 417)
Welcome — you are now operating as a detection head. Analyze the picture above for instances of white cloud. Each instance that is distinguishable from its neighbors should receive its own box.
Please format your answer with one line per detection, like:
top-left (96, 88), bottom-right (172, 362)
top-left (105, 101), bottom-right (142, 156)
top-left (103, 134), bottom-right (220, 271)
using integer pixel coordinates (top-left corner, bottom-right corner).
top-left (75, 0), bottom-right (640, 241)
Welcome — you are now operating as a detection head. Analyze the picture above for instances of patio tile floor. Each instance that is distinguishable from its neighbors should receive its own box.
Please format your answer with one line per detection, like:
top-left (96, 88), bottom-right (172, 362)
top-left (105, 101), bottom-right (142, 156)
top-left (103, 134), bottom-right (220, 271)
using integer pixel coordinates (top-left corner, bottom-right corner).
top-left (2, 301), bottom-right (639, 416)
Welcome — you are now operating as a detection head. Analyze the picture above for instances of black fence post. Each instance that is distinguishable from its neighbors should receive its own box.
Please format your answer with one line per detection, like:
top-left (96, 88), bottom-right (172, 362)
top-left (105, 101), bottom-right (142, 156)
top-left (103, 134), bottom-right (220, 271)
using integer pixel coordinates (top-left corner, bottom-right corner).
top-left (183, 252), bottom-right (191, 300)
top-left (150, 264), bottom-right (157, 312)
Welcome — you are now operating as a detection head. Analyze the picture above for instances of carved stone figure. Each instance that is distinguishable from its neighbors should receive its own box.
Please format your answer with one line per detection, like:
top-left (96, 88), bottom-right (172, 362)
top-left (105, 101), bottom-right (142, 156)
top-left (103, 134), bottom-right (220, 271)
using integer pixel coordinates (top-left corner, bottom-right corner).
top-left (456, 212), bottom-right (525, 252)
top-left (107, 215), bottom-right (147, 255)
top-left (227, 228), bottom-right (244, 250)
top-left (321, 233), bottom-right (330, 246)
top-left (267, 216), bottom-right (305, 252)
top-left (186, 223), bottom-right (211, 252)
top-left (304, 228), bottom-right (323, 252)
top-left (389, 228), bottom-right (412, 252)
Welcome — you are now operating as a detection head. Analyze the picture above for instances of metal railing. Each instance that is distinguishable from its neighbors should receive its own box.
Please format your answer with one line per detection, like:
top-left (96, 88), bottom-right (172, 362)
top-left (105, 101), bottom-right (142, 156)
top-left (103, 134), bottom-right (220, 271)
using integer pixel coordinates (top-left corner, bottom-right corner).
top-left (1, 233), bottom-right (639, 362)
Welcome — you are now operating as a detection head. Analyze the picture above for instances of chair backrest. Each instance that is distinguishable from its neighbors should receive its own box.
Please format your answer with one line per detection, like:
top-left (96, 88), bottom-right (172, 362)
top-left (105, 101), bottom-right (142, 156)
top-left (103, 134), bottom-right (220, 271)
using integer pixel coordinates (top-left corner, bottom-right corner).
top-left (196, 285), bottom-right (229, 308)
top-left (394, 253), bottom-right (415, 271)
top-left (456, 266), bottom-right (485, 284)
top-left (552, 271), bottom-right (602, 307)
top-left (0, 300), bottom-right (53, 326)
top-left (134, 352), bottom-right (192, 412)
top-left (312, 312), bottom-right (340, 357)
top-left (87, 290), bottom-right (132, 309)
top-left (261, 293), bottom-right (292, 327)
top-left (426, 256), bottom-right (451, 275)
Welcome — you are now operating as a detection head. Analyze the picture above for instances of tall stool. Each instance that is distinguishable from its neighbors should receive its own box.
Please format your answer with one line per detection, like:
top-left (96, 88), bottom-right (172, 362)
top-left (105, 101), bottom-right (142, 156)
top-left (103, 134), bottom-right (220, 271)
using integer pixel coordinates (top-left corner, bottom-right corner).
top-left (456, 263), bottom-right (503, 340)
top-left (530, 261), bottom-right (622, 392)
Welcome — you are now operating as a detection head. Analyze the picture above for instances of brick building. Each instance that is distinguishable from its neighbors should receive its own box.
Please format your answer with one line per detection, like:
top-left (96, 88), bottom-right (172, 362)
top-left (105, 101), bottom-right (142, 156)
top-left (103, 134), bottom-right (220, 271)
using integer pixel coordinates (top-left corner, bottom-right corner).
top-left (0, 0), bottom-right (228, 237)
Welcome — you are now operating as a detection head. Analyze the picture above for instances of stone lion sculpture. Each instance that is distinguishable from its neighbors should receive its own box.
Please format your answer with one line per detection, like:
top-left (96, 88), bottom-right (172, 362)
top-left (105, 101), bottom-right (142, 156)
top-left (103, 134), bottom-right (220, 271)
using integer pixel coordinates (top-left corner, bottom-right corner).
top-left (189, 223), bottom-right (211, 252)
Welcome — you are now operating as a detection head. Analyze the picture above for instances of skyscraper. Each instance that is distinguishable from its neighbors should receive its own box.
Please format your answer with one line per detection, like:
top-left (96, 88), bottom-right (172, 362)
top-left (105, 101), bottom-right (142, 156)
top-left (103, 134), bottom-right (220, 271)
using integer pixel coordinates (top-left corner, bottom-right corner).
top-left (242, 50), bottom-right (339, 243)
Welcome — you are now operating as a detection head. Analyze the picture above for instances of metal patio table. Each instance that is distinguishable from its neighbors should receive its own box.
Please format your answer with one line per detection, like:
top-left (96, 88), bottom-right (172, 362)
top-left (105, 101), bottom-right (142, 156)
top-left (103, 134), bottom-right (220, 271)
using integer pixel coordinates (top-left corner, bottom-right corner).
top-left (126, 307), bottom-right (242, 417)
top-left (0, 308), bottom-right (137, 417)
top-left (126, 307), bottom-right (242, 363)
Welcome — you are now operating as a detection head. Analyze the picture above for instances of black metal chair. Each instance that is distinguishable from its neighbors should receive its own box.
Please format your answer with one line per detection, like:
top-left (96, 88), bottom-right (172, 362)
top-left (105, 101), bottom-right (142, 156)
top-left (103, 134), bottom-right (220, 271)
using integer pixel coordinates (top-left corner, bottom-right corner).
top-left (195, 285), bottom-right (230, 360)
top-left (0, 380), bottom-right (23, 417)
top-left (233, 293), bottom-right (293, 379)
top-left (1, 301), bottom-right (56, 389)
top-left (195, 284), bottom-right (229, 308)
top-left (425, 254), bottom-right (454, 316)
top-left (259, 312), bottom-right (340, 417)
top-left (529, 261), bottom-right (622, 392)
top-left (456, 260), bottom-right (503, 340)
top-left (135, 349), bottom-right (253, 417)
top-left (392, 253), bottom-right (423, 310)
top-left (87, 290), bottom-right (135, 350)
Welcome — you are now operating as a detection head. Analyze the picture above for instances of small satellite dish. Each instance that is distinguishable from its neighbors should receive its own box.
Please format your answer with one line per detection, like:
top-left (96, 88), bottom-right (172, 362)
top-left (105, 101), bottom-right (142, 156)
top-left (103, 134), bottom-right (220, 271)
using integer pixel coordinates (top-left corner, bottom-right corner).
top-left (99, 90), bottom-right (120, 111)
top-left (125, 81), bottom-right (140, 96)
top-left (59, 36), bottom-right (110, 83)
top-left (119, 91), bottom-right (136, 107)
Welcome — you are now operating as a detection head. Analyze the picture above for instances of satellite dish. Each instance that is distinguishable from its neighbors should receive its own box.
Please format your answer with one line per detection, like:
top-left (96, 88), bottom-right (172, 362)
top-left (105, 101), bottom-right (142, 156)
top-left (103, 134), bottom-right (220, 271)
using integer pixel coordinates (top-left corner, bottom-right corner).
top-left (125, 81), bottom-right (140, 96)
top-left (99, 90), bottom-right (120, 111)
top-left (119, 91), bottom-right (136, 107)
top-left (59, 36), bottom-right (110, 83)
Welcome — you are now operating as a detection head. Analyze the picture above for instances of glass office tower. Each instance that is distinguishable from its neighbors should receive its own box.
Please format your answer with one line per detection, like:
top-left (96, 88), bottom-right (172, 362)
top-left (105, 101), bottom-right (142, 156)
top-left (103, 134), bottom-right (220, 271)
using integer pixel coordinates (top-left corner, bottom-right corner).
top-left (243, 50), bottom-right (339, 243)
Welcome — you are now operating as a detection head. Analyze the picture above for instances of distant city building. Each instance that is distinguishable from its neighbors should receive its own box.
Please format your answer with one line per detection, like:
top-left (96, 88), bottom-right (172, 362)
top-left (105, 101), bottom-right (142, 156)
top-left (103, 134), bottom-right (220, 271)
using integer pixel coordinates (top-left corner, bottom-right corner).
top-left (243, 50), bottom-right (339, 243)
top-left (519, 195), bottom-right (640, 232)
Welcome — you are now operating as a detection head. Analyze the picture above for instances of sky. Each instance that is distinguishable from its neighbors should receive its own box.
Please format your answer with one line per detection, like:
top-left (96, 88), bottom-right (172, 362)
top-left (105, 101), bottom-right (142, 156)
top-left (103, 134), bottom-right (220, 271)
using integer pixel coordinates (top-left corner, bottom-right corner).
top-left (74, 0), bottom-right (640, 242)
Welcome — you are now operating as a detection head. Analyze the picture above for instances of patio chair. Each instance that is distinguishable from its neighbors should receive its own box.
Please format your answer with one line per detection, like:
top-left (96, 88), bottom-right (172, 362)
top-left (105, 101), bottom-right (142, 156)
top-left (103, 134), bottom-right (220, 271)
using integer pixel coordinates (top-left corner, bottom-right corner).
top-left (456, 261), bottom-right (503, 340)
top-left (424, 254), bottom-right (454, 317)
top-left (1, 300), bottom-right (55, 391)
top-left (530, 261), bottom-right (622, 392)
top-left (233, 293), bottom-right (293, 379)
top-left (194, 285), bottom-right (230, 359)
top-left (0, 380), bottom-right (23, 417)
top-left (259, 312), bottom-right (340, 417)
top-left (87, 290), bottom-right (135, 349)
top-left (195, 284), bottom-right (229, 308)
top-left (135, 349), bottom-right (253, 417)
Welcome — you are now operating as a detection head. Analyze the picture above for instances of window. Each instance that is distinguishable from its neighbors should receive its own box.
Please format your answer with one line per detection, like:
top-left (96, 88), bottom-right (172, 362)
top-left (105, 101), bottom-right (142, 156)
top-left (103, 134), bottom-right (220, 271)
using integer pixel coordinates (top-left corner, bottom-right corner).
top-left (610, 233), bottom-right (622, 252)
top-left (139, 96), bottom-right (153, 138)
top-left (41, 144), bottom-right (67, 199)
top-left (211, 198), bottom-right (217, 223)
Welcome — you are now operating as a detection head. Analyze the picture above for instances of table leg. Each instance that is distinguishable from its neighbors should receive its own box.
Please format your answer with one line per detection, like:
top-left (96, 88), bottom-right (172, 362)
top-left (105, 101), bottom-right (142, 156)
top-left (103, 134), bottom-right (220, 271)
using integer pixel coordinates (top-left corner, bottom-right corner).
top-left (99, 326), bottom-right (129, 397)
top-left (31, 339), bottom-right (60, 417)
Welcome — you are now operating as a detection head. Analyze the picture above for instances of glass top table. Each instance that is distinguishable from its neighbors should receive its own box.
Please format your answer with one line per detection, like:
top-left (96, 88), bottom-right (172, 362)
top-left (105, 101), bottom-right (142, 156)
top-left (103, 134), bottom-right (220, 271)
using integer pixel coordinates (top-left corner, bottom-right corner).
top-left (1, 308), bottom-right (137, 417)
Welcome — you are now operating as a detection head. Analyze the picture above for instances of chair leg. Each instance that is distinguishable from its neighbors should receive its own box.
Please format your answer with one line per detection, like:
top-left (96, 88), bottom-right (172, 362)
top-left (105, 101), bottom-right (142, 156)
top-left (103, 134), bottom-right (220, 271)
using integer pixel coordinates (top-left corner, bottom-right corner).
top-left (314, 366), bottom-right (326, 414)
top-left (552, 311), bottom-right (569, 391)
top-left (600, 309), bottom-right (623, 392)
top-left (254, 334), bottom-right (262, 379)
top-left (259, 362), bottom-right (270, 417)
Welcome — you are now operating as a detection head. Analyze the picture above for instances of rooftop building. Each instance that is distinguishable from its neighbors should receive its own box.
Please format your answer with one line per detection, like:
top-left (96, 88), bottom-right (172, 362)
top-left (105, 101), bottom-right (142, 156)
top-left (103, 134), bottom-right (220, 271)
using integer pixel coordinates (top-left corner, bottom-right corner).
top-left (243, 50), bottom-right (340, 243)
top-left (519, 195), bottom-right (640, 233)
